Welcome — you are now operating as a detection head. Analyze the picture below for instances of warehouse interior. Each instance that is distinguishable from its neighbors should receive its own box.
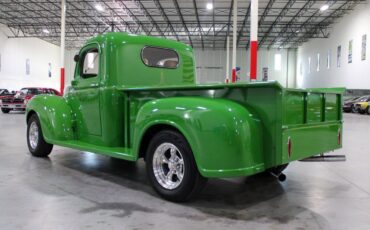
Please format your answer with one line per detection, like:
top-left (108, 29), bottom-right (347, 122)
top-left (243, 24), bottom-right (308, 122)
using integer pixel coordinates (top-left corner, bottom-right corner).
top-left (1, 0), bottom-right (370, 229)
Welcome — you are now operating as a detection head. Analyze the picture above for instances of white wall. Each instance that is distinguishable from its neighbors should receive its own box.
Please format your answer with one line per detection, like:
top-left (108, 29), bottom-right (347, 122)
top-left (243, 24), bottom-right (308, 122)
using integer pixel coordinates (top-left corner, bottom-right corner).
top-left (0, 23), bottom-right (297, 90)
top-left (297, 0), bottom-right (370, 89)
top-left (0, 27), bottom-right (62, 92)
top-left (194, 48), bottom-right (296, 87)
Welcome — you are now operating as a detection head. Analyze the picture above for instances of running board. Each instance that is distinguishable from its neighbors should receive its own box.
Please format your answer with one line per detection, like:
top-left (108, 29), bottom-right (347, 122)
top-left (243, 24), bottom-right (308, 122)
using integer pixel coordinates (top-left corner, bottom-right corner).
top-left (300, 154), bottom-right (346, 162)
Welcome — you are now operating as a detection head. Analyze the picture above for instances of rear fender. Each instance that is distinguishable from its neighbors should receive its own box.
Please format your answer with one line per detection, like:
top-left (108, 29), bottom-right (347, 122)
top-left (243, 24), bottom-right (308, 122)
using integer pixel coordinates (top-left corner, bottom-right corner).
top-left (133, 97), bottom-right (264, 177)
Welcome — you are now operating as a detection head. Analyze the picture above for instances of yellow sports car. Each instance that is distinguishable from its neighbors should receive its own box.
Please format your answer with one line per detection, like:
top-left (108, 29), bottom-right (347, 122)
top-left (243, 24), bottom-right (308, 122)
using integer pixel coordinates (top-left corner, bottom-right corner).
top-left (354, 97), bottom-right (370, 114)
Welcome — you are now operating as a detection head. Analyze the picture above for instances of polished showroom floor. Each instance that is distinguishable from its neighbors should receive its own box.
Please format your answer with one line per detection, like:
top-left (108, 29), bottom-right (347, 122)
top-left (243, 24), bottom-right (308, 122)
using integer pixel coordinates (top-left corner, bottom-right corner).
top-left (0, 111), bottom-right (369, 230)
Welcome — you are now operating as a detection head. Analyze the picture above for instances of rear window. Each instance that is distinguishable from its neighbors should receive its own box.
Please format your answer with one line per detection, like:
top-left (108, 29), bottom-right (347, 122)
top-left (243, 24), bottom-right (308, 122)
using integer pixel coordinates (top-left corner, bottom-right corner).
top-left (141, 47), bottom-right (179, 69)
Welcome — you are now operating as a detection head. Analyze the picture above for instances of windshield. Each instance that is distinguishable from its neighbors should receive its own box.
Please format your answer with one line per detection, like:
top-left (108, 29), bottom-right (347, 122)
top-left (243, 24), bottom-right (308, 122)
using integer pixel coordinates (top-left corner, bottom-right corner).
top-left (345, 96), bottom-right (359, 101)
top-left (358, 96), bottom-right (369, 102)
top-left (18, 88), bottom-right (41, 96)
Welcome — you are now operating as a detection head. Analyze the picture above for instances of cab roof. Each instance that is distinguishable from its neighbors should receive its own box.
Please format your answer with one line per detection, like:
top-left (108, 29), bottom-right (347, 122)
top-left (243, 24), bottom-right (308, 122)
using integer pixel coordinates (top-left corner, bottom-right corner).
top-left (85, 32), bottom-right (192, 51)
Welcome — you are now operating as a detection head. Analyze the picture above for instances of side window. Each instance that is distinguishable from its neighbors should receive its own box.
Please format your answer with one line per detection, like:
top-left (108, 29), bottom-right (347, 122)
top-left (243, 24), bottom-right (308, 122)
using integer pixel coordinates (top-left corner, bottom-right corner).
top-left (141, 47), bottom-right (179, 69)
top-left (81, 48), bottom-right (99, 78)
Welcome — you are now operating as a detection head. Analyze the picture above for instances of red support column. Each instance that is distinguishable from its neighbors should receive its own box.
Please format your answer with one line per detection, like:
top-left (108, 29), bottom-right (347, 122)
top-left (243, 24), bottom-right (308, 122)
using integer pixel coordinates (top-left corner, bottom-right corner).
top-left (250, 41), bottom-right (258, 81)
top-left (60, 68), bottom-right (65, 95)
top-left (250, 0), bottom-right (258, 81)
top-left (231, 69), bottom-right (237, 83)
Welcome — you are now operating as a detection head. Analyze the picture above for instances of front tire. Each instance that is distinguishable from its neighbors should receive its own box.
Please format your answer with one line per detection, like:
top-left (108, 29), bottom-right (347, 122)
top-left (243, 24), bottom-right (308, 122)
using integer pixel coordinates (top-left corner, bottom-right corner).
top-left (1, 108), bottom-right (10, 114)
top-left (146, 130), bottom-right (207, 202)
top-left (27, 114), bottom-right (53, 157)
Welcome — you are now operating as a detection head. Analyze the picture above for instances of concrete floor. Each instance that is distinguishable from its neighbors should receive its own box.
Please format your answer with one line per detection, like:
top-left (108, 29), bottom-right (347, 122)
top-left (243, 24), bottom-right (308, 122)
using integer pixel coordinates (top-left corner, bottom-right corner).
top-left (0, 112), bottom-right (370, 230)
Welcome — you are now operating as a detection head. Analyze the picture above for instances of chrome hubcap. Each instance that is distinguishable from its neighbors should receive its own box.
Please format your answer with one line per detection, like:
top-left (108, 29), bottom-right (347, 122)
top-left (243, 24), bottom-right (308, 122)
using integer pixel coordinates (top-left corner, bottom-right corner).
top-left (152, 143), bottom-right (185, 190)
top-left (29, 122), bottom-right (39, 150)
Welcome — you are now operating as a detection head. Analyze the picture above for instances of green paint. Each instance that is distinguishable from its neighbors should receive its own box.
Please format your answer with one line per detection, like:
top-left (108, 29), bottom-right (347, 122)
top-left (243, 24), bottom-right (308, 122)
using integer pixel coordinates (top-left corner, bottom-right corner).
top-left (26, 32), bottom-right (343, 178)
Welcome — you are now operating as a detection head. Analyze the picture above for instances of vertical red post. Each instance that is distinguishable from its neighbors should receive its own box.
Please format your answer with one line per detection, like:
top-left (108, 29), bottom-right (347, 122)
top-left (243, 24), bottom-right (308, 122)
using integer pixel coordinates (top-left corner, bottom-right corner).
top-left (250, 41), bottom-right (258, 81)
top-left (60, 0), bottom-right (66, 96)
top-left (250, 0), bottom-right (258, 81)
top-left (60, 68), bottom-right (65, 95)
top-left (231, 69), bottom-right (237, 83)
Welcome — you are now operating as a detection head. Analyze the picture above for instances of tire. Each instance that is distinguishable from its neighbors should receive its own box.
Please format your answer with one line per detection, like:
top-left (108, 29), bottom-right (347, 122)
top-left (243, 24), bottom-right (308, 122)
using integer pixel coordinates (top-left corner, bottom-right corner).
top-left (351, 105), bottom-right (357, 113)
top-left (1, 108), bottom-right (10, 114)
top-left (146, 130), bottom-right (207, 202)
top-left (27, 114), bottom-right (53, 157)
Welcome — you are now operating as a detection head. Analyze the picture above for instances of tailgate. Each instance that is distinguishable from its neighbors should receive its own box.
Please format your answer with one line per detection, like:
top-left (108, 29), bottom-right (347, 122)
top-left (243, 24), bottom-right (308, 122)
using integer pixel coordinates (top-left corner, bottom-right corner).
top-left (281, 88), bottom-right (344, 163)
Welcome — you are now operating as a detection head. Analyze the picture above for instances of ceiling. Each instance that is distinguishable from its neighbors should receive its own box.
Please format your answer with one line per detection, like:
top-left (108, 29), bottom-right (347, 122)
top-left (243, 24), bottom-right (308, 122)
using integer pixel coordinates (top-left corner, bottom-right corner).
top-left (0, 0), bottom-right (365, 50)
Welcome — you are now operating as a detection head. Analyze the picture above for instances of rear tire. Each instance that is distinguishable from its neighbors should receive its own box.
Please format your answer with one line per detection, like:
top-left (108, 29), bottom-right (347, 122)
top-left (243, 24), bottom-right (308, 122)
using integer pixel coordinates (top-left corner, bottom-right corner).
top-left (27, 114), bottom-right (53, 157)
top-left (1, 108), bottom-right (10, 114)
top-left (351, 105), bottom-right (356, 113)
top-left (146, 130), bottom-right (207, 202)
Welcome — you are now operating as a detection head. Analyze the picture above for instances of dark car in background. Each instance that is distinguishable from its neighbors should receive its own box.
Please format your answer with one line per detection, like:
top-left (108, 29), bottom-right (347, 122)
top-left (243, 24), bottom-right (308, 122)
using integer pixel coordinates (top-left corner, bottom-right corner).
top-left (343, 96), bottom-right (369, 113)
top-left (0, 89), bottom-right (11, 98)
top-left (0, 89), bottom-right (9, 95)
top-left (0, 89), bottom-right (15, 100)
top-left (0, 87), bottom-right (61, 113)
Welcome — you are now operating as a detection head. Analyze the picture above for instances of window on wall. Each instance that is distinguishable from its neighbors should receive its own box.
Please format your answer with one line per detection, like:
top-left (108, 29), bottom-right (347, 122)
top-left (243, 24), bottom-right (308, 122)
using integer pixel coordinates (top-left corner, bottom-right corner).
top-left (317, 53), bottom-right (320, 72)
top-left (274, 53), bottom-right (282, 71)
top-left (308, 57), bottom-right (311, 74)
top-left (327, 50), bottom-right (331, 69)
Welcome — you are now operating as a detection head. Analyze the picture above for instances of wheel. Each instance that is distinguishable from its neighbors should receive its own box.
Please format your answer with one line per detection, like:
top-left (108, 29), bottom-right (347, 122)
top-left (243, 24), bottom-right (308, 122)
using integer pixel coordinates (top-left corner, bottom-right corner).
top-left (351, 105), bottom-right (357, 113)
top-left (146, 130), bottom-right (207, 202)
top-left (1, 108), bottom-right (10, 114)
top-left (27, 114), bottom-right (53, 157)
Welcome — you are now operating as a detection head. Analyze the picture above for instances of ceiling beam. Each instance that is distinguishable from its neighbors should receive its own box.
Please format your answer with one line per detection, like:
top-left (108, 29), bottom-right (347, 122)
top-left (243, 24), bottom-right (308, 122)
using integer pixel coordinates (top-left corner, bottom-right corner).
top-left (192, 0), bottom-right (204, 49)
top-left (172, 0), bottom-right (193, 47)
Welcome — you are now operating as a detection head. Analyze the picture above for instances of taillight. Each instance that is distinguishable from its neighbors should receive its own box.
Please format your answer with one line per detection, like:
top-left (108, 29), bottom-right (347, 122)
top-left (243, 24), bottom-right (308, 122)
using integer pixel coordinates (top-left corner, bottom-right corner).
top-left (287, 136), bottom-right (292, 158)
top-left (338, 128), bottom-right (341, 145)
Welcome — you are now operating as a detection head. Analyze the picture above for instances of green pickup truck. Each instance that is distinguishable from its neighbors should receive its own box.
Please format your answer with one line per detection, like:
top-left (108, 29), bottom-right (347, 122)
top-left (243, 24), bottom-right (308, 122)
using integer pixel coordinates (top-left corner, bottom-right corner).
top-left (26, 32), bottom-right (343, 202)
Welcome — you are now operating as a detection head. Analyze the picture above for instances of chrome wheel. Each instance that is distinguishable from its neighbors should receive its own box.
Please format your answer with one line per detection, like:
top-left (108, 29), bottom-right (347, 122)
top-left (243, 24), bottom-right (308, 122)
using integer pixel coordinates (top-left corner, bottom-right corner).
top-left (152, 143), bottom-right (185, 190)
top-left (29, 121), bottom-right (39, 150)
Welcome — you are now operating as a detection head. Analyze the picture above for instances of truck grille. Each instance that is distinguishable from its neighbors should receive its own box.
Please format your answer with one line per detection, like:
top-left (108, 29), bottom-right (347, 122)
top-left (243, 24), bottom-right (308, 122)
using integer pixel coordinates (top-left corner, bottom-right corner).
top-left (2, 98), bottom-right (24, 104)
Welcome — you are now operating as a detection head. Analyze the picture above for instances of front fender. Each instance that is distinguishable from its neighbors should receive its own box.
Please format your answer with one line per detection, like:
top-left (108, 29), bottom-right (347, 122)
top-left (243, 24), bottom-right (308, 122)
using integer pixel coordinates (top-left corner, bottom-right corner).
top-left (26, 95), bottom-right (74, 143)
top-left (133, 97), bottom-right (264, 178)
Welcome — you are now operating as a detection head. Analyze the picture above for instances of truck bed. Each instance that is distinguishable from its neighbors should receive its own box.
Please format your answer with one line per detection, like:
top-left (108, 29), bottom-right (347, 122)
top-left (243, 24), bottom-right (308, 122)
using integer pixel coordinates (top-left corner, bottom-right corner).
top-left (119, 81), bottom-right (343, 170)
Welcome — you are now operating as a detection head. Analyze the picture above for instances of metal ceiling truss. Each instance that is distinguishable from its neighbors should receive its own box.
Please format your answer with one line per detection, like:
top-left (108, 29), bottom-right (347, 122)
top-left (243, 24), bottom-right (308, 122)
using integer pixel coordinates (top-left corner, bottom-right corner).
top-left (0, 0), bottom-right (365, 50)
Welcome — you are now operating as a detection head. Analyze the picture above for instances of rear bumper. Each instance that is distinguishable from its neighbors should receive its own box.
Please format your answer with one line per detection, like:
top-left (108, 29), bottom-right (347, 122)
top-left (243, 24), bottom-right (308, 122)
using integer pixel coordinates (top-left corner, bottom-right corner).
top-left (342, 105), bottom-right (352, 111)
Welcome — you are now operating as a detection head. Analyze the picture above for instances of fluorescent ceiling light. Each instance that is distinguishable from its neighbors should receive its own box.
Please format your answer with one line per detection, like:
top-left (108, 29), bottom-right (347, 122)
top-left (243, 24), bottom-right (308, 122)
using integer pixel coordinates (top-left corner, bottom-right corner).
top-left (95, 4), bottom-right (104, 12)
top-left (42, 29), bottom-right (49, 34)
top-left (206, 3), bottom-right (213, 10)
top-left (320, 4), bottom-right (329, 12)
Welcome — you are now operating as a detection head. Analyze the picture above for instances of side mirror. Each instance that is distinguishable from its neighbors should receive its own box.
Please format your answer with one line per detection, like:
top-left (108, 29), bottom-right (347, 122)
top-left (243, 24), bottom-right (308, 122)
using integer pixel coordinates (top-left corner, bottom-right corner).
top-left (74, 54), bottom-right (80, 62)
top-left (71, 80), bottom-right (78, 87)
